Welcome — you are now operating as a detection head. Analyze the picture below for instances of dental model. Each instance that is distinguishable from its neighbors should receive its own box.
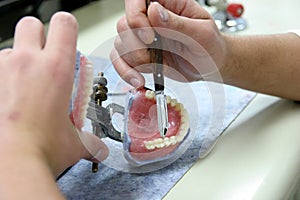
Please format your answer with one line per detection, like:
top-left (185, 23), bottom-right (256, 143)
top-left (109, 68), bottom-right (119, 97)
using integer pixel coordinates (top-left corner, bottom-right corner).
top-left (123, 87), bottom-right (190, 165)
top-left (73, 54), bottom-right (191, 168)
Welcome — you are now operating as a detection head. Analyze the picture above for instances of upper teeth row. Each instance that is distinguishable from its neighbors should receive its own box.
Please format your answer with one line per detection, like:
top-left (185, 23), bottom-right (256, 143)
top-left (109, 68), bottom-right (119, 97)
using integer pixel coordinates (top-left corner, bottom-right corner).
top-left (79, 61), bottom-right (94, 123)
top-left (144, 90), bottom-right (189, 150)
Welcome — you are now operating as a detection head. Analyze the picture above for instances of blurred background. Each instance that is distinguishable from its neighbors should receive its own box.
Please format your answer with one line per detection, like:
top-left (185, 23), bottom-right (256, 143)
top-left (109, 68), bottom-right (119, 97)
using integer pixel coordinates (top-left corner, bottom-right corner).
top-left (0, 0), bottom-right (99, 44)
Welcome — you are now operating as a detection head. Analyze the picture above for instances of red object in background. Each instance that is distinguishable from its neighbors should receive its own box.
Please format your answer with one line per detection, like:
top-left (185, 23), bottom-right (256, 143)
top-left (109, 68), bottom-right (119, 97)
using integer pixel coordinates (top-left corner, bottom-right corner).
top-left (227, 3), bottom-right (244, 18)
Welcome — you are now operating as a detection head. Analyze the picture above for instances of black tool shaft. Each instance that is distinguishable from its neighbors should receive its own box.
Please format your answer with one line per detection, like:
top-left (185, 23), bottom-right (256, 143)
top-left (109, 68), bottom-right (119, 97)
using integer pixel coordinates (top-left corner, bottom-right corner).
top-left (149, 35), bottom-right (164, 91)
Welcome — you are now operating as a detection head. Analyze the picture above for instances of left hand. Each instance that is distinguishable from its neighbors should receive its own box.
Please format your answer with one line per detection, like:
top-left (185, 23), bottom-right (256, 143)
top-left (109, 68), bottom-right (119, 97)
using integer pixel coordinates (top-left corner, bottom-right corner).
top-left (0, 12), bottom-right (108, 177)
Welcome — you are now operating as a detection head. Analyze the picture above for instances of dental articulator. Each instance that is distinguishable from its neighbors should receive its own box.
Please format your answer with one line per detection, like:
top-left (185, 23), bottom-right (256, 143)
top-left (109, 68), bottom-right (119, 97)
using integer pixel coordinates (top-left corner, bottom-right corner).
top-left (74, 1), bottom-right (191, 173)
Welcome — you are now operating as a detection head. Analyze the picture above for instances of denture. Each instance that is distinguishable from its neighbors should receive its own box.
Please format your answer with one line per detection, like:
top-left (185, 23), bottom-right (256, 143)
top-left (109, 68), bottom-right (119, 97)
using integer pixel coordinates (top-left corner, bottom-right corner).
top-left (69, 53), bottom-right (93, 130)
top-left (124, 87), bottom-right (190, 165)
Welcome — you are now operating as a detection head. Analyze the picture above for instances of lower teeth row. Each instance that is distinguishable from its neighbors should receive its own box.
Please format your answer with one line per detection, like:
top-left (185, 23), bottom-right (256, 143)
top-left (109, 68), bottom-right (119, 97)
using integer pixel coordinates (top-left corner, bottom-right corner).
top-left (144, 90), bottom-right (189, 150)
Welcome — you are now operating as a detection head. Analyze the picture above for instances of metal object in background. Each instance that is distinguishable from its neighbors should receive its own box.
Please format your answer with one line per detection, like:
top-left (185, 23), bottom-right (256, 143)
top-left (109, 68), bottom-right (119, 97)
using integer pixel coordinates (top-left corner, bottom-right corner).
top-left (87, 72), bottom-right (124, 172)
top-left (198, 0), bottom-right (247, 33)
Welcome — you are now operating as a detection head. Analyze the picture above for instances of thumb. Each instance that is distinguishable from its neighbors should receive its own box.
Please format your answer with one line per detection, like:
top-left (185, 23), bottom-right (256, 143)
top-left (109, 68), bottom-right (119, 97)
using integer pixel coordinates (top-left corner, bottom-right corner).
top-left (77, 131), bottom-right (109, 162)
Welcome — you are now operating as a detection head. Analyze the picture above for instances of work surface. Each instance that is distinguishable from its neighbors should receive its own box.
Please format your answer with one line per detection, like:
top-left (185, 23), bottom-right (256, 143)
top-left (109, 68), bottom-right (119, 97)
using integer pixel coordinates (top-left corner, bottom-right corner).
top-left (61, 0), bottom-right (300, 199)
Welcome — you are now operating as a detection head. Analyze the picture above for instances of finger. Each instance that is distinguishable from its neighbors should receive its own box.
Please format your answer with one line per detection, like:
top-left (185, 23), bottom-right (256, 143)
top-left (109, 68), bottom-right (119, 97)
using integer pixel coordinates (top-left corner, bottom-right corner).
top-left (125, 0), bottom-right (155, 44)
top-left (156, 0), bottom-right (210, 19)
top-left (0, 48), bottom-right (12, 56)
top-left (44, 12), bottom-right (78, 62)
top-left (110, 48), bottom-right (145, 88)
top-left (13, 16), bottom-right (45, 49)
top-left (117, 18), bottom-right (148, 57)
top-left (148, 2), bottom-right (214, 47)
top-left (78, 131), bottom-right (109, 162)
top-left (115, 22), bottom-right (150, 68)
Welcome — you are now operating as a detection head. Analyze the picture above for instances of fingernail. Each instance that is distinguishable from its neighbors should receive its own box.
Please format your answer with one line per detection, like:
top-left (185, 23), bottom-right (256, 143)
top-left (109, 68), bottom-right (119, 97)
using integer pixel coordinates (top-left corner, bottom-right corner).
top-left (157, 3), bottom-right (168, 22)
top-left (130, 78), bottom-right (141, 88)
top-left (93, 149), bottom-right (107, 162)
top-left (138, 29), bottom-right (153, 44)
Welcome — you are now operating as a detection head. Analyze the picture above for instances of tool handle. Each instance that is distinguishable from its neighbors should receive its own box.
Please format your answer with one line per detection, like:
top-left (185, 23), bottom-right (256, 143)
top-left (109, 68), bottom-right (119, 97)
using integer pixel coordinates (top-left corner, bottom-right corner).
top-left (149, 35), bottom-right (164, 91)
top-left (146, 0), bottom-right (164, 91)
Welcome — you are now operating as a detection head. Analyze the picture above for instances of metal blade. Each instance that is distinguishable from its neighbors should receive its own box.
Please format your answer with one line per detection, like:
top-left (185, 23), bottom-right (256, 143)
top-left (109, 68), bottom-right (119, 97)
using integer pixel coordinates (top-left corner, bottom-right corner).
top-left (155, 91), bottom-right (168, 137)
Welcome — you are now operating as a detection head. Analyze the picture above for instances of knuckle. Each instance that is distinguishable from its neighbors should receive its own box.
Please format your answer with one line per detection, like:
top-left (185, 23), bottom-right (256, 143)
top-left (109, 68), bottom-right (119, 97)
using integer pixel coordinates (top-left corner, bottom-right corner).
top-left (12, 49), bottom-right (35, 63)
top-left (124, 49), bottom-right (149, 67)
top-left (116, 16), bottom-right (128, 33)
top-left (127, 15), bottom-right (142, 30)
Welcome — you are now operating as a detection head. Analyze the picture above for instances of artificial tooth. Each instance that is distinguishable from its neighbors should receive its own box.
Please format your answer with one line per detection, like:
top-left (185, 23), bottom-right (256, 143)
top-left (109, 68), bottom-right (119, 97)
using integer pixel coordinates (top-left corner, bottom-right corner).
top-left (156, 143), bottom-right (165, 148)
top-left (145, 90), bottom-right (155, 99)
top-left (164, 137), bottom-right (171, 147)
top-left (170, 136), bottom-right (177, 145)
top-left (86, 62), bottom-right (93, 67)
top-left (154, 138), bottom-right (164, 144)
top-left (181, 109), bottom-right (188, 122)
top-left (170, 99), bottom-right (177, 107)
top-left (145, 143), bottom-right (155, 150)
top-left (145, 140), bottom-right (154, 145)
top-left (175, 103), bottom-right (183, 113)
top-left (176, 135), bottom-right (184, 142)
top-left (166, 95), bottom-right (171, 104)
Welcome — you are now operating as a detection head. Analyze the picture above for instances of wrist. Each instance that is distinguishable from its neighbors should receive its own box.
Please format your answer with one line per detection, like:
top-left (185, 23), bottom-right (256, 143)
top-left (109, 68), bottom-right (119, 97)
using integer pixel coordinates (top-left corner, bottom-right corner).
top-left (219, 34), bottom-right (237, 85)
top-left (0, 123), bottom-right (82, 177)
top-left (0, 139), bottom-right (65, 200)
top-left (0, 130), bottom-right (54, 174)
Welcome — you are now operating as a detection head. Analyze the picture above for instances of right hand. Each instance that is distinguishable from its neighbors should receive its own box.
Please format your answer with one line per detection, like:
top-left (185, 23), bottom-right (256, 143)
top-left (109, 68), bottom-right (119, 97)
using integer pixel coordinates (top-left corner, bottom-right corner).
top-left (111, 0), bottom-right (229, 87)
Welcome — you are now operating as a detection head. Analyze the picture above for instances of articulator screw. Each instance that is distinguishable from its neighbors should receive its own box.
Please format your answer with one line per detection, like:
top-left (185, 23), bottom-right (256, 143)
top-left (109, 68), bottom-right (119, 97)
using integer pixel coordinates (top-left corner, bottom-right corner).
top-left (91, 72), bottom-right (108, 173)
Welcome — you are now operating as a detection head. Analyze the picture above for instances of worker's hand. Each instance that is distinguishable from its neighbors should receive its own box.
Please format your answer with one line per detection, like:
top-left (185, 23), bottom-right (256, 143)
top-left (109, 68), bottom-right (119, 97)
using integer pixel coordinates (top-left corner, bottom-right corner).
top-left (111, 0), bottom-right (228, 87)
top-left (0, 12), bottom-right (108, 177)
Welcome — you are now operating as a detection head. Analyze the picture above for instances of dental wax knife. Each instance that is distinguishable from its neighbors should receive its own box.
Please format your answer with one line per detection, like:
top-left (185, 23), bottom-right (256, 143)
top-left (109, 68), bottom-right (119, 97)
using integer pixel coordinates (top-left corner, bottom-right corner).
top-left (146, 0), bottom-right (168, 137)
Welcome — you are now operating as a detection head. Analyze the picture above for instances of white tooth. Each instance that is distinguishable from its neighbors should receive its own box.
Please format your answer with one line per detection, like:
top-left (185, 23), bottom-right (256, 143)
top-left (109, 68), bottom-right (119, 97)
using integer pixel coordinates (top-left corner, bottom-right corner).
top-left (166, 96), bottom-right (171, 104)
top-left (145, 140), bottom-right (154, 146)
top-left (145, 90), bottom-right (155, 99)
top-left (154, 138), bottom-right (164, 144)
top-left (176, 135), bottom-right (184, 142)
top-left (170, 136), bottom-right (177, 145)
top-left (81, 62), bottom-right (94, 122)
top-left (145, 144), bottom-right (155, 150)
top-left (145, 90), bottom-right (152, 99)
top-left (176, 103), bottom-right (183, 114)
top-left (150, 90), bottom-right (155, 98)
top-left (156, 143), bottom-right (165, 148)
top-left (164, 137), bottom-right (171, 147)
top-left (179, 128), bottom-right (187, 138)
top-left (181, 109), bottom-right (188, 122)
top-left (145, 141), bottom-right (155, 149)
top-left (164, 140), bottom-right (172, 147)
top-left (170, 99), bottom-right (177, 107)
top-left (86, 62), bottom-right (93, 67)
top-left (180, 121), bottom-right (189, 132)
